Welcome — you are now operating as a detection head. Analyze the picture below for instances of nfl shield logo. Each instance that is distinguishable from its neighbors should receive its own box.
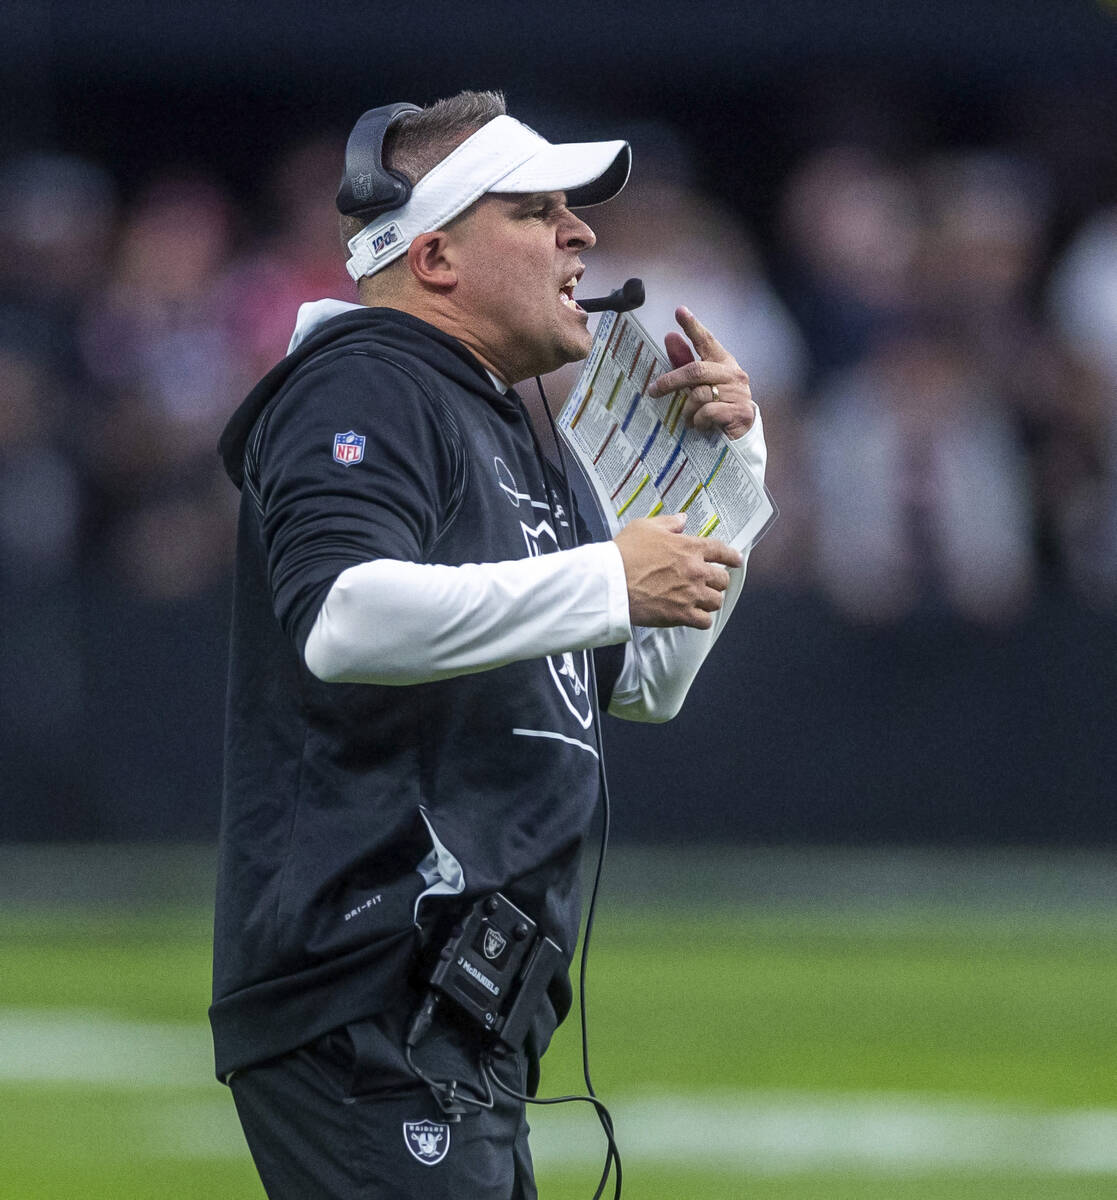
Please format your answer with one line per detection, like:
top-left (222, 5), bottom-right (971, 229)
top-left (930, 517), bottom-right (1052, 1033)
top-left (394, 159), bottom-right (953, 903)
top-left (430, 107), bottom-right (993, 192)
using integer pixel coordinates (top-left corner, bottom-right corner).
top-left (333, 431), bottom-right (365, 467)
top-left (403, 1119), bottom-right (450, 1166)
top-left (352, 171), bottom-right (375, 202)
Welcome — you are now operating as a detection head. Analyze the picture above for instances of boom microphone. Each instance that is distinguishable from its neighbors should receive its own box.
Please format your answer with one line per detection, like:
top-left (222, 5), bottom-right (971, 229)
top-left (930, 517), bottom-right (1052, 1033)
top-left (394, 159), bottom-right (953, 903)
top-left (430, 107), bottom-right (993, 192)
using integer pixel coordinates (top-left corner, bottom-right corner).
top-left (578, 277), bottom-right (645, 314)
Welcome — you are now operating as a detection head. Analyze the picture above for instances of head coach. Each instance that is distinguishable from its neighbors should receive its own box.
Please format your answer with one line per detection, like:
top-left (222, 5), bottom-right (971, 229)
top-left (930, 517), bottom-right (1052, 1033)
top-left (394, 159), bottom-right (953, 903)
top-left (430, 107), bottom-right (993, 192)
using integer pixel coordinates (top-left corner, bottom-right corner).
top-left (212, 89), bottom-right (767, 1199)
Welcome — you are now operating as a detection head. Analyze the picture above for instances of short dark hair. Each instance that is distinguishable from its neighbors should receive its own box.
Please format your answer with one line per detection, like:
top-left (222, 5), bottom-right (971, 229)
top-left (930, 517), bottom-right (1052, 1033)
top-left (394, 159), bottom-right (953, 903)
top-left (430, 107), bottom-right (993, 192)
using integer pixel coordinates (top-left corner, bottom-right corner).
top-left (385, 90), bottom-right (507, 185)
top-left (339, 90), bottom-right (507, 251)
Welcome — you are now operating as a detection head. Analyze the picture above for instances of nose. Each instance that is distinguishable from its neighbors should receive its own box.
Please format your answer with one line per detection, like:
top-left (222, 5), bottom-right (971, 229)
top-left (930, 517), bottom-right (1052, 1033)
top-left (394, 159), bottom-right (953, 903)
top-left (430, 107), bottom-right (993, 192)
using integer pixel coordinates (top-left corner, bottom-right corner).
top-left (560, 209), bottom-right (596, 252)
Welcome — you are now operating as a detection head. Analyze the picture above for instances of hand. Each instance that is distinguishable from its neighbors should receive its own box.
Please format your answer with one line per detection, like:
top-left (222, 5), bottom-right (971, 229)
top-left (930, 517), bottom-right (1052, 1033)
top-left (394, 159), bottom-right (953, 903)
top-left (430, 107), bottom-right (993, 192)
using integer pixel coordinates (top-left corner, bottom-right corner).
top-left (646, 307), bottom-right (756, 439)
top-left (614, 513), bottom-right (743, 629)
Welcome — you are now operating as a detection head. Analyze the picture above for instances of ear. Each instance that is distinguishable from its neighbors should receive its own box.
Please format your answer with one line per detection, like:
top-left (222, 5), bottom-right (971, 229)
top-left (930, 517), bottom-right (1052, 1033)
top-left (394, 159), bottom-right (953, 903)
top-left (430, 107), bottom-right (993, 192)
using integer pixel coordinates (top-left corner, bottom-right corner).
top-left (406, 231), bottom-right (457, 291)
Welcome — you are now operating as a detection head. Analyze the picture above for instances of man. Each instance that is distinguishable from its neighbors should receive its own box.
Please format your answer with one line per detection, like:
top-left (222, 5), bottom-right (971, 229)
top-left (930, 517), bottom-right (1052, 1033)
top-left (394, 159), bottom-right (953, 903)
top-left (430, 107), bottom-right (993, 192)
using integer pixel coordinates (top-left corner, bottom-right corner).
top-left (212, 90), bottom-right (766, 1199)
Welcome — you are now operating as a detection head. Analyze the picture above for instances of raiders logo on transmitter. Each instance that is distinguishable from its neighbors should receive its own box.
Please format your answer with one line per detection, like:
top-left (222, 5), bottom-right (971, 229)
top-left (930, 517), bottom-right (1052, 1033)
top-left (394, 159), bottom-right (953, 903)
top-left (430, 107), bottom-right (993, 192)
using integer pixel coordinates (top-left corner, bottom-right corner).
top-left (483, 925), bottom-right (508, 961)
top-left (403, 1119), bottom-right (450, 1166)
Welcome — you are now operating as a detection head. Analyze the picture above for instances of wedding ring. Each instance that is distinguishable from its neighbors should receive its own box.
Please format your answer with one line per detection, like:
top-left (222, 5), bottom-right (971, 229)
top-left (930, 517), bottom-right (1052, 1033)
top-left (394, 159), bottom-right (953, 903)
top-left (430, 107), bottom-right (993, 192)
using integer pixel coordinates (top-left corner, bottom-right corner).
top-left (710, 385), bottom-right (720, 402)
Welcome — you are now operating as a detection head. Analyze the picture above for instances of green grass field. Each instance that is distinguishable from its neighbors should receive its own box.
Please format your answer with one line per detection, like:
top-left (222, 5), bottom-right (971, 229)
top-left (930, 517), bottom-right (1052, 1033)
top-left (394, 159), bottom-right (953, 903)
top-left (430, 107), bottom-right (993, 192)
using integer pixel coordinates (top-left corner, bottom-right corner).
top-left (3, 847), bottom-right (1117, 1199)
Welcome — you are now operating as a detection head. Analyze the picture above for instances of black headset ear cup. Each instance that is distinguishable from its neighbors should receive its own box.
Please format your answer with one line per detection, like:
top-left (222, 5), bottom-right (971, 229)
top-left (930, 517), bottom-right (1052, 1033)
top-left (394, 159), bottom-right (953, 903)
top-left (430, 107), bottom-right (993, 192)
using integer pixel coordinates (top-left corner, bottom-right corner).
top-left (336, 102), bottom-right (423, 222)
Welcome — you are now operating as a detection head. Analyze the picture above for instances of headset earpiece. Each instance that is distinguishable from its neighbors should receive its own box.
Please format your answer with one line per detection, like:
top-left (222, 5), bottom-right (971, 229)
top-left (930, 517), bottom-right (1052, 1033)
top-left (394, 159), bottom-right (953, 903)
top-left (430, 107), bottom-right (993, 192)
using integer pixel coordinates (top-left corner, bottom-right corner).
top-left (336, 101), bottom-right (423, 223)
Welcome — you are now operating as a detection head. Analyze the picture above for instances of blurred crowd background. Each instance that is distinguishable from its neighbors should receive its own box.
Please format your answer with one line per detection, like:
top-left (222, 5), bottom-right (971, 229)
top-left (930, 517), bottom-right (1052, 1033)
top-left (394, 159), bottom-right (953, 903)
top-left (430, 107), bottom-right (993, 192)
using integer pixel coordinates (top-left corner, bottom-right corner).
top-left (2, 0), bottom-right (1115, 843)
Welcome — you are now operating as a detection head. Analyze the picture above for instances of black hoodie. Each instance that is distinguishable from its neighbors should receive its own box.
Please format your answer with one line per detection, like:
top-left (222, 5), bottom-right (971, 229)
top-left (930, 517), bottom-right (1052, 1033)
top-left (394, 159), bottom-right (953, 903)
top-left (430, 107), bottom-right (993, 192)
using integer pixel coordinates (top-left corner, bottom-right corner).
top-left (210, 306), bottom-right (622, 1081)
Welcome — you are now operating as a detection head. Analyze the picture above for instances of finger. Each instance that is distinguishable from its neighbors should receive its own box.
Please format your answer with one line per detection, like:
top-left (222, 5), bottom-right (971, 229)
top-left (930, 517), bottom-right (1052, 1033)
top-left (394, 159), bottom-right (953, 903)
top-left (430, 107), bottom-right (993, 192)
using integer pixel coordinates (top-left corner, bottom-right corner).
top-left (650, 358), bottom-right (724, 398)
top-left (648, 335), bottom-right (704, 397)
top-left (705, 564), bottom-right (732, 592)
top-left (692, 399), bottom-right (755, 434)
top-left (675, 306), bottom-right (734, 364)
top-left (681, 383), bottom-right (723, 427)
top-left (702, 539), bottom-right (744, 568)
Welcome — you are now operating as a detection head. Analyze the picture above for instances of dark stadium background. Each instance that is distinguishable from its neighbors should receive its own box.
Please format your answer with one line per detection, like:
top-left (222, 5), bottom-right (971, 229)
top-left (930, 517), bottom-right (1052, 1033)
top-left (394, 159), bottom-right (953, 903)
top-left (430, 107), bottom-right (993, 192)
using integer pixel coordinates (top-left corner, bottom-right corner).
top-left (2, 0), bottom-right (1116, 845)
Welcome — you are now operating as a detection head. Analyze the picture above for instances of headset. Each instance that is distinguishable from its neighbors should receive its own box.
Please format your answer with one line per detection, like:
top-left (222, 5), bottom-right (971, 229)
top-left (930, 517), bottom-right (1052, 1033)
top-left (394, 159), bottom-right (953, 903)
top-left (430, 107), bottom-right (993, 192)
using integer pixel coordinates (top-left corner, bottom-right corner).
top-left (335, 102), bottom-right (645, 317)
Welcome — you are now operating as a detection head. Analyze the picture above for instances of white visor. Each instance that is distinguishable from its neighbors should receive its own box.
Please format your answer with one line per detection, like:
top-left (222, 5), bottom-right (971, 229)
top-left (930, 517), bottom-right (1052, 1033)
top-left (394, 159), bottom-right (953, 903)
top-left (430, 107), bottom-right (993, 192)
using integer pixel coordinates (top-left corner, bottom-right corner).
top-left (345, 114), bottom-right (630, 282)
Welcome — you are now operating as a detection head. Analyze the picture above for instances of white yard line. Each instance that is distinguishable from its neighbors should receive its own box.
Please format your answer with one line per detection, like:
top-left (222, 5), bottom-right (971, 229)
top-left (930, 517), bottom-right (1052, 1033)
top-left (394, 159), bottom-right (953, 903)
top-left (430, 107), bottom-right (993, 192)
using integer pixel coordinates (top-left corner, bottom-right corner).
top-left (3, 1009), bottom-right (1116, 1174)
top-left (0, 1008), bottom-right (212, 1087)
top-left (530, 1092), bottom-right (1117, 1175)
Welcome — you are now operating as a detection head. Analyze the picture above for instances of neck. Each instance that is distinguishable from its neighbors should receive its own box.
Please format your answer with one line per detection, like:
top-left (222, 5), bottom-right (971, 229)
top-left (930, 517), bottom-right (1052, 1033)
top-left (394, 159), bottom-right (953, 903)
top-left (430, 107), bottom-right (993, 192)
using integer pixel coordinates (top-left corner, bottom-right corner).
top-left (361, 287), bottom-right (520, 386)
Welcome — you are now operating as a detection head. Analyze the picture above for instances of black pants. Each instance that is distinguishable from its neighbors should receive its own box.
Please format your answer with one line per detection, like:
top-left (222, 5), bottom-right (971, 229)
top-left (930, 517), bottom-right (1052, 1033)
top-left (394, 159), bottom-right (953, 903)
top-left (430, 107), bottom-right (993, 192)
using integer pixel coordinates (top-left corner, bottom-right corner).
top-left (230, 1003), bottom-right (537, 1199)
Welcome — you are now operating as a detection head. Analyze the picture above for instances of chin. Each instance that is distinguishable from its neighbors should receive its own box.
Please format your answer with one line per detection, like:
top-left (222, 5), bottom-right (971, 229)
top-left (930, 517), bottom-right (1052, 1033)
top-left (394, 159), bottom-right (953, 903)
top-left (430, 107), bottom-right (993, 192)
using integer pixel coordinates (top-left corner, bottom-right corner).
top-left (517, 323), bottom-right (592, 379)
top-left (562, 327), bottom-right (593, 363)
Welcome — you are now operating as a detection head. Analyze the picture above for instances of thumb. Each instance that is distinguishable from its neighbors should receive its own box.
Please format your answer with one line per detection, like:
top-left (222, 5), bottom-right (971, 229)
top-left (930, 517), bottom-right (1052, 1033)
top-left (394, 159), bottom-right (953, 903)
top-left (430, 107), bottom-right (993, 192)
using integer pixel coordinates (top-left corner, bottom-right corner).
top-left (663, 332), bottom-right (695, 372)
top-left (656, 512), bottom-right (688, 533)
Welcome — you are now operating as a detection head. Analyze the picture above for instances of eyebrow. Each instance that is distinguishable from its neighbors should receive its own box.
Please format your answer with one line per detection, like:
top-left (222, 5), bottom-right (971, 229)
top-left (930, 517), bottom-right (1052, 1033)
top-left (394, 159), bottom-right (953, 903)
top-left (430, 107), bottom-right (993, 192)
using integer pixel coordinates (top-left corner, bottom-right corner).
top-left (509, 192), bottom-right (564, 212)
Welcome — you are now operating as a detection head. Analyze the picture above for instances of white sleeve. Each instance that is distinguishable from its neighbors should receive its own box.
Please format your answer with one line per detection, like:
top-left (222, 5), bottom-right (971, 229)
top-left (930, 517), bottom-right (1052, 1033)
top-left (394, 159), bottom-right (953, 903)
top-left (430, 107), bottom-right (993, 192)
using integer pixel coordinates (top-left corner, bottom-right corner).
top-left (607, 407), bottom-right (768, 724)
top-left (304, 541), bottom-right (632, 685)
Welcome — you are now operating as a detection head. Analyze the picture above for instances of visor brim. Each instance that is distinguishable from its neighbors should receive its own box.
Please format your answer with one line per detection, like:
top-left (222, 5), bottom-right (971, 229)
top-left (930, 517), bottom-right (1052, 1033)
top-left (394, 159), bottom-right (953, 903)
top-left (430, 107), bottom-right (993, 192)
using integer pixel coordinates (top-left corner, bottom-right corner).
top-left (498, 140), bottom-right (631, 208)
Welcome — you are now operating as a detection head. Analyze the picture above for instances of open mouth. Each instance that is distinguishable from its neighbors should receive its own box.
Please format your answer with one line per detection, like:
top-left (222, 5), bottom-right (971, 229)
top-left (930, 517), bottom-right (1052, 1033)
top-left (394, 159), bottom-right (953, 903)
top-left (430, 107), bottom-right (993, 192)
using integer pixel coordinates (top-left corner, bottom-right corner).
top-left (559, 275), bottom-right (584, 313)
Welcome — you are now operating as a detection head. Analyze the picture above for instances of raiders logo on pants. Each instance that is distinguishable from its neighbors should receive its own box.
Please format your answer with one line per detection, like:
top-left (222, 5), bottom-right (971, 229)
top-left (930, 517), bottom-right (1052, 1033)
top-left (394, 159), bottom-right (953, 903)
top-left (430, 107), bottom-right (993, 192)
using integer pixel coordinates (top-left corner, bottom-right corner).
top-left (229, 1001), bottom-right (536, 1200)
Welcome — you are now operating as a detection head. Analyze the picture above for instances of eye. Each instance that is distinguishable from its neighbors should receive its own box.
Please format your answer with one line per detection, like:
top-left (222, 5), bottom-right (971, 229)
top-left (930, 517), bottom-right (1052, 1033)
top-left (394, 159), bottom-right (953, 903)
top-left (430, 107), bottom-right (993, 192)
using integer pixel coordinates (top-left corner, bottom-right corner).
top-left (522, 198), bottom-right (559, 221)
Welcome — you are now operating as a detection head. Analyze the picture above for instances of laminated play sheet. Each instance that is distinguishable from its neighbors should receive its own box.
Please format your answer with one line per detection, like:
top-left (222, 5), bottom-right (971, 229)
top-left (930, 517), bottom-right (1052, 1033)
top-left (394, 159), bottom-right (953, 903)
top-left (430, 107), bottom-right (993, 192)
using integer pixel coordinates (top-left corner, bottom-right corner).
top-left (558, 309), bottom-right (776, 550)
